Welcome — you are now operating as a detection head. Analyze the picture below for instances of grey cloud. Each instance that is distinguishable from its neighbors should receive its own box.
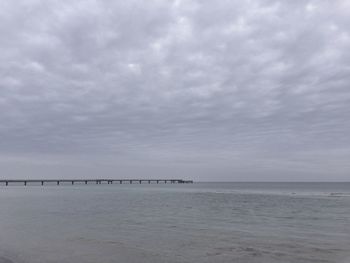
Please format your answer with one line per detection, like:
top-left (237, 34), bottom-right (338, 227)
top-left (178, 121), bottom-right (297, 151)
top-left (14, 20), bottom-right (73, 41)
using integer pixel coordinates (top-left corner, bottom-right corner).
top-left (0, 0), bottom-right (350, 180)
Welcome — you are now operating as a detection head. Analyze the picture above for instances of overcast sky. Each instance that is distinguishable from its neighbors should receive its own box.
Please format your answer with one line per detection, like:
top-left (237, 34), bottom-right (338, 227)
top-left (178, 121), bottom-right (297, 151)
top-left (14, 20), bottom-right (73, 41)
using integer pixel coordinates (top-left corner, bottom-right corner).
top-left (0, 0), bottom-right (349, 181)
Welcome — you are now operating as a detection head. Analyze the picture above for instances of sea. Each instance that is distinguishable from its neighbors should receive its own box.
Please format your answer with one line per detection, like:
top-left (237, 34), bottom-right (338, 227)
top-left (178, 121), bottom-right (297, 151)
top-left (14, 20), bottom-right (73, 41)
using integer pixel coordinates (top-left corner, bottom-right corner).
top-left (0, 182), bottom-right (349, 263)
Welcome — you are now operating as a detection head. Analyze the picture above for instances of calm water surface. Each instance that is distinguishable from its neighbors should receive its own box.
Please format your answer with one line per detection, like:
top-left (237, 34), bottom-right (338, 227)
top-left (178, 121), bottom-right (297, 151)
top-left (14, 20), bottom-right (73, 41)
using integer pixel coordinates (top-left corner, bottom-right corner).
top-left (0, 182), bottom-right (349, 263)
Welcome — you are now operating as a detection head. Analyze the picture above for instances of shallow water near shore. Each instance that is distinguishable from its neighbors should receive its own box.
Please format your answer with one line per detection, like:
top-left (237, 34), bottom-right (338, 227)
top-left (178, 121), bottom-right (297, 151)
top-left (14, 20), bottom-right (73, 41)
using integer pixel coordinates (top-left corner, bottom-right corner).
top-left (0, 182), bottom-right (350, 263)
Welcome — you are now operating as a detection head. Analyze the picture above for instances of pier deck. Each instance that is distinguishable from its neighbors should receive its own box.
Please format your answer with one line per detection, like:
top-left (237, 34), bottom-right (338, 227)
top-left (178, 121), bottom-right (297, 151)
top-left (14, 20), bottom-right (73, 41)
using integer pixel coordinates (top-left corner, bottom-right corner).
top-left (0, 179), bottom-right (193, 186)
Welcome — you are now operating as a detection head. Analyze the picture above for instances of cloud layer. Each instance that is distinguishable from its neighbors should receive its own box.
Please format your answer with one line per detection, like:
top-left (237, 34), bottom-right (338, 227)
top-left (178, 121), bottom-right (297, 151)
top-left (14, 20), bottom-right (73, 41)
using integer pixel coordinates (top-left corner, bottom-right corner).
top-left (1, 0), bottom-right (350, 180)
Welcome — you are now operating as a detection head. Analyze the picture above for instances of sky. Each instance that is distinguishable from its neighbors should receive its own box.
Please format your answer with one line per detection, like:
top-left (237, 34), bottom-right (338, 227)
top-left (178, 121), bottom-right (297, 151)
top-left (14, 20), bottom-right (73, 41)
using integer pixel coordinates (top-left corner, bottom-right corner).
top-left (0, 0), bottom-right (350, 181)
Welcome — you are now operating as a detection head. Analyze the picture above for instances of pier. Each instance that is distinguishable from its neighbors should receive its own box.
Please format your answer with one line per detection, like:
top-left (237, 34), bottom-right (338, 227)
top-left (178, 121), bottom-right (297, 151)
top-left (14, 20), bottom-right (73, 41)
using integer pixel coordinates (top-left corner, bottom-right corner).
top-left (0, 179), bottom-right (193, 186)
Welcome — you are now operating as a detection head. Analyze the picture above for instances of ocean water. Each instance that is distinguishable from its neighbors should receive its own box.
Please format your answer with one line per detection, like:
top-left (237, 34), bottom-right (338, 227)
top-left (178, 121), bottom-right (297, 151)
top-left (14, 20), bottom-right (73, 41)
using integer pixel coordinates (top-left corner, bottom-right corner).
top-left (0, 182), bottom-right (349, 263)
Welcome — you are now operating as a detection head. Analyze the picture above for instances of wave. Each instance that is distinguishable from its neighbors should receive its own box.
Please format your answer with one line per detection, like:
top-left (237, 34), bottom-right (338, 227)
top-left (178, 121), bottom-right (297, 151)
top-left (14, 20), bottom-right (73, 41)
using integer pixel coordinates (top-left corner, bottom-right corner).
top-left (191, 189), bottom-right (350, 197)
top-left (328, 192), bottom-right (350, 197)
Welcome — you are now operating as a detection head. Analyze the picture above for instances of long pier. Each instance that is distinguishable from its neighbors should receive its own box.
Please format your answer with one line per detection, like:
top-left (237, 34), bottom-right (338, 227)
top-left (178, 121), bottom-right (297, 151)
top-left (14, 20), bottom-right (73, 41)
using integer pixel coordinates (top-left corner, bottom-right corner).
top-left (0, 179), bottom-right (193, 186)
